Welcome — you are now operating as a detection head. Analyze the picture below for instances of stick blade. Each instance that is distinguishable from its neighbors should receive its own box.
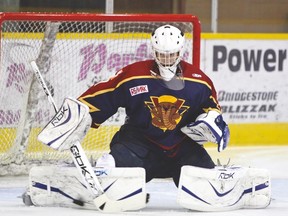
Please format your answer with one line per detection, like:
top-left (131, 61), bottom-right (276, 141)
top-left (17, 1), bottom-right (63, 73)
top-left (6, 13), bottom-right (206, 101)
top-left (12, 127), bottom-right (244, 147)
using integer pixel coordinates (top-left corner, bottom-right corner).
top-left (94, 193), bottom-right (122, 212)
top-left (94, 191), bottom-right (147, 212)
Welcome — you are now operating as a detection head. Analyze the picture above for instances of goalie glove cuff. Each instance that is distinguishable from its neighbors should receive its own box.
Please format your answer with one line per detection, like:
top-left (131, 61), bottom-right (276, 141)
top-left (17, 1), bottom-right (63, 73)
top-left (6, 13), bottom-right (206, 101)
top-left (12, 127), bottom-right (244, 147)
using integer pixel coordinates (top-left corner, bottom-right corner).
top-left (215, 115), bottom-right (230, 152)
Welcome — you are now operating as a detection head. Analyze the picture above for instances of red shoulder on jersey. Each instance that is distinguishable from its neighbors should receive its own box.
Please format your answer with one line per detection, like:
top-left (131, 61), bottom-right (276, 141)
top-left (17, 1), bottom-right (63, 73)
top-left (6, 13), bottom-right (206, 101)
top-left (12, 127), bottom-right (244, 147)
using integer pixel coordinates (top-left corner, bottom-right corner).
top-left (81, 60), bottom-right (155, 95)
top-left (180, 61), bottom-right (214, 87)
top-left (180, 61), bottom-right (219, 104)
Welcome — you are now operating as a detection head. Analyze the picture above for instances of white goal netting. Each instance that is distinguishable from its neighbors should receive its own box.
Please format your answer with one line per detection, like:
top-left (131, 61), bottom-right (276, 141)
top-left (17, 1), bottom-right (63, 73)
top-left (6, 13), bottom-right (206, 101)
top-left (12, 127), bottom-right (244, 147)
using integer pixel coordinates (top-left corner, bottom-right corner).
top-left (0, 13), bottom-right (199, 175)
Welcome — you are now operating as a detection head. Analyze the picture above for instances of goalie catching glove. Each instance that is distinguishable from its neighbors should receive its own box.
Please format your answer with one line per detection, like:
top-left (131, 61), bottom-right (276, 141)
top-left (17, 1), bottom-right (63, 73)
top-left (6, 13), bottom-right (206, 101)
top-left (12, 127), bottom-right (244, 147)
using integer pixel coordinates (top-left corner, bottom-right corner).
top-left (181, 110), bottom-right (230, 152)
top-left (38, 97), bottom-right (92, 151)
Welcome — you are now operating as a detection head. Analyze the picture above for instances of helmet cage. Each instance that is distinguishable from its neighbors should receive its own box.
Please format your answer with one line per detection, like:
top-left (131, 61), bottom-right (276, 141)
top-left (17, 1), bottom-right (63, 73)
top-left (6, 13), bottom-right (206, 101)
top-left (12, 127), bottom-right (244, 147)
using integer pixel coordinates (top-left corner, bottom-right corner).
top-left (154, 50), bottom-right (181, 68)
top-left (151, 25), bottom-right (185, 80)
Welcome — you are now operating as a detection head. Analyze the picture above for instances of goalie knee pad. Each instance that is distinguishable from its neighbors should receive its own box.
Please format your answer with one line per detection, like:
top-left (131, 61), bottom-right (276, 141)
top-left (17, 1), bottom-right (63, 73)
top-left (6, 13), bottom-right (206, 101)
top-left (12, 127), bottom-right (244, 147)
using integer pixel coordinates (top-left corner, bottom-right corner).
top-left (96, 153), bottom-right (116, 168)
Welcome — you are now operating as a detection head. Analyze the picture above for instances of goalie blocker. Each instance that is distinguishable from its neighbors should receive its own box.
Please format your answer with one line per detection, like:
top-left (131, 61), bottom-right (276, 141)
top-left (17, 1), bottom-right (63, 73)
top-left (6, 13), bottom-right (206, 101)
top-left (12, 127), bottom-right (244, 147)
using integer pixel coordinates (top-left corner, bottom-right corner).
top-left (37, 97), bottom-right (92, 151)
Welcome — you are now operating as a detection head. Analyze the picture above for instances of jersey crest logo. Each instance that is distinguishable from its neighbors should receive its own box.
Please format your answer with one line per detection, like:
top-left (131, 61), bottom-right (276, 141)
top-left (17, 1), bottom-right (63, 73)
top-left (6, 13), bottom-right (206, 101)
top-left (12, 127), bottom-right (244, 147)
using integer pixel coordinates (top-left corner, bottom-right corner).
top-left (145, 95), bottom-right (189, 131)
top-left (129, 85), bottom-right (149, 96)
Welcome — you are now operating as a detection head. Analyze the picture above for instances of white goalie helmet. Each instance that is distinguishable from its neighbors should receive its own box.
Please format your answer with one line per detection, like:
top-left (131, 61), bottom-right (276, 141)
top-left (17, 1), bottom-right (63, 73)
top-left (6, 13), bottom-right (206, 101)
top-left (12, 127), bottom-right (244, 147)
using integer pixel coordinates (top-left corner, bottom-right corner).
top-left (151, 25), bottom-right (185, 81)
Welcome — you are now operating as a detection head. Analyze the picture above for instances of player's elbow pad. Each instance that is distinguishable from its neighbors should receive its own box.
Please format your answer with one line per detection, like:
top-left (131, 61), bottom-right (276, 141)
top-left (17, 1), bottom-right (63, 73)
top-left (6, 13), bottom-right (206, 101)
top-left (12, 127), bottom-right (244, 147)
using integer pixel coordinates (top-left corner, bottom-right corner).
top-left (181, 110), bottom-right (230, 152)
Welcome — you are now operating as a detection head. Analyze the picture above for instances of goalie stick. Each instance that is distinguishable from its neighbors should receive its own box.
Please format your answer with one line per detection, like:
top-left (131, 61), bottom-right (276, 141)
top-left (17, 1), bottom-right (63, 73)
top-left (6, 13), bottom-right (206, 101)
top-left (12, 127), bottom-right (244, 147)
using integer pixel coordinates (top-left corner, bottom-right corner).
top-left (30, 60), bottom-right (126, 212)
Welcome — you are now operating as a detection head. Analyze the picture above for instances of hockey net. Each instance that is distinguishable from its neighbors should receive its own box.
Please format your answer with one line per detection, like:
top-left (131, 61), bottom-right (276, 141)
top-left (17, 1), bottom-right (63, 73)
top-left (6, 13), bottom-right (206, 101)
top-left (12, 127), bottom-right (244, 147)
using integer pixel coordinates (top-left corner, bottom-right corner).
top-left (0, 13), bottom-right (200, 175)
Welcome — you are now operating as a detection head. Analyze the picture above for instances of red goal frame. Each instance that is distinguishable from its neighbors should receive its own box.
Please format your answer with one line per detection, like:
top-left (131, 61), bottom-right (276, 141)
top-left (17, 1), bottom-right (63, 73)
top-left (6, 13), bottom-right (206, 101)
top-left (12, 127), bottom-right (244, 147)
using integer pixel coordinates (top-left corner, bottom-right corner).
top-left (0, 12), bottom-right (201, 175)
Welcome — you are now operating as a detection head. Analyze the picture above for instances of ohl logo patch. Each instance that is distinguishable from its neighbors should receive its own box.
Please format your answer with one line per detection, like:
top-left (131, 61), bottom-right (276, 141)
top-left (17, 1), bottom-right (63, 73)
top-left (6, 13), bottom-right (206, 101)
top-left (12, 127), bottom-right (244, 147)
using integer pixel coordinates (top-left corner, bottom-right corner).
top-left (145, 95), bottom-right (189, 131)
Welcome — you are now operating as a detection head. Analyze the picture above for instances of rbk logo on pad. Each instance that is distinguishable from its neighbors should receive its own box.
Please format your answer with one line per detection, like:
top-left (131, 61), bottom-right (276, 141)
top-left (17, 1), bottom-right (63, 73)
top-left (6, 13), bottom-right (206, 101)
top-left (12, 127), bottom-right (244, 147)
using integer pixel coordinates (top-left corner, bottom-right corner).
top-left (129, 85), bottom-right (148, 96)
top-left (218, 172), bottom-right (235, 179)
top-left (51, 105), bottom-right (70, 126)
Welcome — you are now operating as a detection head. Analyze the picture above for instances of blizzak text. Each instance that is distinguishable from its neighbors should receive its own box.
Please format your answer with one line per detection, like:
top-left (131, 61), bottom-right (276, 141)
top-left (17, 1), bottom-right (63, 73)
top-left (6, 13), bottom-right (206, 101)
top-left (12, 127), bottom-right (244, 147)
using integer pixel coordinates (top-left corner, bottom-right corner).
top-left (221, 104), bottom-right (276, 113)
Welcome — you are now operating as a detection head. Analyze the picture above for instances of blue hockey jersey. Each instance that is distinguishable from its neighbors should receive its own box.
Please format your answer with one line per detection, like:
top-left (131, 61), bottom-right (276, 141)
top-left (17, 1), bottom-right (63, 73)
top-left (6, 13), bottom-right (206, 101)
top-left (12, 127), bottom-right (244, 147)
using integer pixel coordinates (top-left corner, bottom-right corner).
top-left (78, 60), bottom-right (221, 151)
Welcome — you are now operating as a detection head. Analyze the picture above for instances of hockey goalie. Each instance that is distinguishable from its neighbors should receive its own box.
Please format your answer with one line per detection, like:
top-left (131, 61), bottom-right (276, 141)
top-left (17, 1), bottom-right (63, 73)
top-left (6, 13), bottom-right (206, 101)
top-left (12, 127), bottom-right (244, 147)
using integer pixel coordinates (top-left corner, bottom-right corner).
top-left (25, 24), bottom-right (271, 212)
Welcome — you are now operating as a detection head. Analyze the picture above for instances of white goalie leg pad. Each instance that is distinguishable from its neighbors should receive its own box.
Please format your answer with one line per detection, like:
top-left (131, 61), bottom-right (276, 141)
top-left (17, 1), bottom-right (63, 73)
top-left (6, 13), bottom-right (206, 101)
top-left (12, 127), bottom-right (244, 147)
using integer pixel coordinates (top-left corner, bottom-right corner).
top-left (94, 167), bottom-right (147, 211)
top-left (37, 97), bottom-right (92, 151)
top-left (27, 166), bottom-right (95, 209)
top-left (27, 166), bottom-right (147, 211)
top-left (177, 165), bottom-right (271, 211)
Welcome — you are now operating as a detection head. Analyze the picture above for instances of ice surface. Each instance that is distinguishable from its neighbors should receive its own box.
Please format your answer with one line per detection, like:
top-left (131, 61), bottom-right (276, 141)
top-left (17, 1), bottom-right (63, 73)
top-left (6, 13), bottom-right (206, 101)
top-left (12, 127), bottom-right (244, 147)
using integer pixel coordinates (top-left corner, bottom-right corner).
top-left (1, 146), bottom-right (287, 216)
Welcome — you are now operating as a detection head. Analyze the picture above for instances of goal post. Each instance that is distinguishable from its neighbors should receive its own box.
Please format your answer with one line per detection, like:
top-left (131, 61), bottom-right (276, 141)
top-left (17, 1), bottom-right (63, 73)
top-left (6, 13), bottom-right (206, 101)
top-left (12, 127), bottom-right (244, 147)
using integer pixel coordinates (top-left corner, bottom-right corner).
top-left (0, 12), bottom-right (201, 175)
